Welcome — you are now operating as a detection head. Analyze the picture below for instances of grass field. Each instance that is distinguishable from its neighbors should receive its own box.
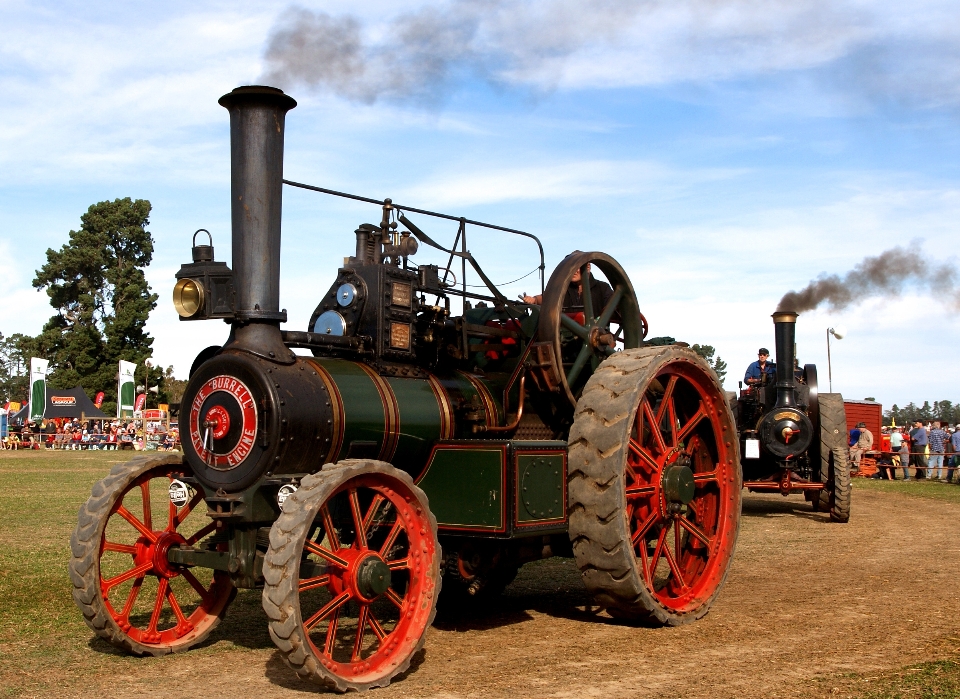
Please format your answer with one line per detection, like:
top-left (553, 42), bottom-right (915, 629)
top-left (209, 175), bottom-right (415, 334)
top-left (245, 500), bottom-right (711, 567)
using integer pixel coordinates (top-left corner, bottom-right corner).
top-left (0, 450), bottom-right (957, 698)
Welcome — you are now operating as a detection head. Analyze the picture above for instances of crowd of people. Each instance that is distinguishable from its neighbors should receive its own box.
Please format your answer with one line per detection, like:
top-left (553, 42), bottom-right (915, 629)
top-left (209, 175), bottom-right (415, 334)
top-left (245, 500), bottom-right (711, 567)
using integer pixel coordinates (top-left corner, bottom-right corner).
top-left (856, 421), bottom-right (960, 482)
top-left (1, 417), bottom-right (179, 452)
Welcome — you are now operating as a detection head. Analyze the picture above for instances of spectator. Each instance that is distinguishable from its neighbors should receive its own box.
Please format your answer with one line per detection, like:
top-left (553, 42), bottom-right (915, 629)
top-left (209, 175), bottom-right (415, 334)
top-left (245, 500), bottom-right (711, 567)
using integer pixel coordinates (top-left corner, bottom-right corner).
top-left (849, 421), bottom-right (873, 471)
top-left (928, 422), bottom-right (948, 480)
top-left (910, 421), bottom-right (929, 479)
top-left (900, 432), bottom-right (912, 480)
top-left (889, 428), bottom-right (904, 477)
top-left (948, 426), bottom-right (960, 484)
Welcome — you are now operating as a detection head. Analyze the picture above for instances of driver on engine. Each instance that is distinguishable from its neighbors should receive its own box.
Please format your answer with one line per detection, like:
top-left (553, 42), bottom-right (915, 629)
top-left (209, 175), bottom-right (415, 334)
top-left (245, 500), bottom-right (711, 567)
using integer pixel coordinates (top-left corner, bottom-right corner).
top-left (744, 348), bottom-right (776, 386)
top-left (522, 257), bottom-right (614, 315)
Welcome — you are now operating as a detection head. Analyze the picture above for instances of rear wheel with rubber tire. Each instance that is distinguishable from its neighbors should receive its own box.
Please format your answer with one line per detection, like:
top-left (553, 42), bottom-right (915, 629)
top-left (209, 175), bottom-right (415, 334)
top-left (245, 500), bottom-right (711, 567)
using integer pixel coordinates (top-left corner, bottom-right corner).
top-left (815, 393), bottom-right (851, 523)
top-left (261, 460), bottom-right (441, 692)
top-left (568, 346), bottom-right (741, 624)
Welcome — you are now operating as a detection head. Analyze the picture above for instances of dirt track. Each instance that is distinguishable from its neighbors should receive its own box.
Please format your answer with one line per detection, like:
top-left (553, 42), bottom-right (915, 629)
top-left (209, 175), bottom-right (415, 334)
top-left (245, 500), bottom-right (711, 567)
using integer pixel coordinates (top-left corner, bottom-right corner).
top-left (70, 488), bottom-right (960, 698)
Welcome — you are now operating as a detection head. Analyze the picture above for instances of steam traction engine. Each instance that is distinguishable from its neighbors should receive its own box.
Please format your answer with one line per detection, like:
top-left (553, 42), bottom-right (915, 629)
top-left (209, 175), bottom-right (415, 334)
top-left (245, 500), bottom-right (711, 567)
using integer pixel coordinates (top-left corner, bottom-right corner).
top-left (70, 86), bottom-right (742, 691)
top-left (734, 312), bottom-right (851, 522)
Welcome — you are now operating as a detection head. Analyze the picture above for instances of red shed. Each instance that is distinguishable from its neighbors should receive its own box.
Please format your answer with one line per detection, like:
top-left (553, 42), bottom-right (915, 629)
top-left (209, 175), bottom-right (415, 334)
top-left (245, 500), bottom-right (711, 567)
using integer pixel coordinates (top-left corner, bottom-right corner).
top-left (844, 399), bottom-right (883, 448)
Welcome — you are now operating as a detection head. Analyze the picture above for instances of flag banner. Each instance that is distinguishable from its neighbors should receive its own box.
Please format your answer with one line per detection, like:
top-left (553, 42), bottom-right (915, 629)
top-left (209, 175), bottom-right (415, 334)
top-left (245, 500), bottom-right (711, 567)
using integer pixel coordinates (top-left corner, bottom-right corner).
top-left (94, 391), bottom-right (105, 408)
top-left (29, 358), bottom-right (49, 421)
top-left (118, 360), bottom-right (136, 418)
top-left (134, 393), bottom-right (147, 412)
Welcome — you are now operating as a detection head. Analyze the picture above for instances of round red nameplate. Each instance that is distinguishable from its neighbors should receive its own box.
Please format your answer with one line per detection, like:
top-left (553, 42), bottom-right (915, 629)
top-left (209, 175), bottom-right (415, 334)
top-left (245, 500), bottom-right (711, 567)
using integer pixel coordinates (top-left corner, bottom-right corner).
top-left (189, 376), bottom-right (258, 469)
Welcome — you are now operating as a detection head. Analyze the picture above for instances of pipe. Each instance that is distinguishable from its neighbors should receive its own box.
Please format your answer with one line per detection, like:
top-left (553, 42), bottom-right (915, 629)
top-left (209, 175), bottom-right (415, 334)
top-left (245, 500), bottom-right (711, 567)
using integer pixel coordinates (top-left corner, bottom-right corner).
top-left (771, 311), bottom-right (798, 408)
top-left (218, 85), bottom-right (297, 361)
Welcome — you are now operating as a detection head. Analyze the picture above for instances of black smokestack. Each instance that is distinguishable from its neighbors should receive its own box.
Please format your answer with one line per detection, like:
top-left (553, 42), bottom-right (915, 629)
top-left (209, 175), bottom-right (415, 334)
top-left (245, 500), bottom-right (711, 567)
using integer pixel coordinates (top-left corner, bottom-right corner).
top-left (777, 244), bottom-right (960, 313)
top-left (218, 85), bottom-right (297, 361)
top-left (772, 311), bottom-right (798, 408)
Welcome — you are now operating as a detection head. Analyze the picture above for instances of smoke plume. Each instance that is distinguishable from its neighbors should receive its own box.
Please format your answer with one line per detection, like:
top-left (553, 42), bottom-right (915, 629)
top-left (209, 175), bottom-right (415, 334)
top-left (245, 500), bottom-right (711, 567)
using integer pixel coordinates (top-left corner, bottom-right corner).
top-left (777, 245), bottom-right (960, 313)
top-left (259, 1), bottom-right (960, 109)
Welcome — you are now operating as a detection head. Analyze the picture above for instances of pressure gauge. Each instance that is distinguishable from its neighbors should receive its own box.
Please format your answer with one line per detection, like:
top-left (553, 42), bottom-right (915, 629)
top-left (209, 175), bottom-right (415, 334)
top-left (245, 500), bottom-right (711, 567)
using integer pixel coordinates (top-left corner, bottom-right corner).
top-left (314, 311), bottom-right (346, 336)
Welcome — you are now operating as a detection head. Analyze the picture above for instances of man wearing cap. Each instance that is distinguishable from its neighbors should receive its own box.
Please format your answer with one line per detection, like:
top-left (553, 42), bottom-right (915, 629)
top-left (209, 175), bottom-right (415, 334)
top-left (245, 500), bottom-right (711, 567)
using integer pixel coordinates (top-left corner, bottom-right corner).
top-left (744, 348), bottom-right (776, 386)
top-left (849, 421), bottom-right (874, 470)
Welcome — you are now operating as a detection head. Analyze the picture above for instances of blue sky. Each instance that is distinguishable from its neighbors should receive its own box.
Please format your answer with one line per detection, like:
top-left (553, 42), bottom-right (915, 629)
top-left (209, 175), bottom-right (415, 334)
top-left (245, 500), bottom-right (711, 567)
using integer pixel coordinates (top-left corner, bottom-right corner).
top-left (1, 0), bottom-right (958, 410)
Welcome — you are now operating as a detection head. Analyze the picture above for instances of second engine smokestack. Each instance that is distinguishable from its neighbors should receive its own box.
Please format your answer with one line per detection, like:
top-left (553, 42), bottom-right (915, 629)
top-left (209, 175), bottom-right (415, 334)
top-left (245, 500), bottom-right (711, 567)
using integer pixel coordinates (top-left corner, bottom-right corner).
top-left (218, 85), bottom-right (297, 361)
top-left (772, 310), bottom-right (798, 408)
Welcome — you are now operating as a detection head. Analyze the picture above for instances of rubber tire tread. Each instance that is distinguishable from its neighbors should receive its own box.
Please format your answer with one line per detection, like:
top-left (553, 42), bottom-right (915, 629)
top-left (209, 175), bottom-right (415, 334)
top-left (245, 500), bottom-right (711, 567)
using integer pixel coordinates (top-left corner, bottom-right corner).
top-left (261, 459), bottom-right (441, 693)
top-left (69, 453), bottom-right (233, 656)
top-left (816, 393), bottom-right (851, 522)
top-left (567, 346), bottom-right (741, 625)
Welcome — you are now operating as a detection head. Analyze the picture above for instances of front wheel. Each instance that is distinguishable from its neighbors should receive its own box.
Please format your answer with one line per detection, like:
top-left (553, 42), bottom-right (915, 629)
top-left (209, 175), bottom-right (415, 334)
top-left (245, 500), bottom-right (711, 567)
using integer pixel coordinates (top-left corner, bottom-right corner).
top-left (69, 454), bottom-right (234, 655)
top-left (262, 460), bottom-right (441, 692)
top-left (568, 347), bottom-right (741, 624)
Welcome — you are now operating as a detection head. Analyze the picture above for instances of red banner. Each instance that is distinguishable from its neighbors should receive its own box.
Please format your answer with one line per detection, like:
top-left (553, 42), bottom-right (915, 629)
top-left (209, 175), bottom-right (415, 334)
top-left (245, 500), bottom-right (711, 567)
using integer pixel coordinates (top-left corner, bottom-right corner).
top-left (134, 394), bottom-right (147, 412)
top-left (94, 391), bottom-right (105, 408)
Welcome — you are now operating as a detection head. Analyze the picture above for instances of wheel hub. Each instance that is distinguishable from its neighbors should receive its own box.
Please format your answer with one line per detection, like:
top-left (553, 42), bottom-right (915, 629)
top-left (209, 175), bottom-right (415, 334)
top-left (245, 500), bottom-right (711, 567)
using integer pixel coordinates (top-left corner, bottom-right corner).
top-left (662, 463), bottom-right (695, 505)
top-left (355, 555), bottom-right (391, 599)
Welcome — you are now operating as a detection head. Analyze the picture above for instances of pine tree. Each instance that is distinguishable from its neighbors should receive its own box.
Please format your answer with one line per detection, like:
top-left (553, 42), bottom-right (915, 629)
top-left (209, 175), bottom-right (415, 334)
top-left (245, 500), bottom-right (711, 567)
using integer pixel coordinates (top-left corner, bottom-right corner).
top-left (32, 198), bottom-right (159, 403)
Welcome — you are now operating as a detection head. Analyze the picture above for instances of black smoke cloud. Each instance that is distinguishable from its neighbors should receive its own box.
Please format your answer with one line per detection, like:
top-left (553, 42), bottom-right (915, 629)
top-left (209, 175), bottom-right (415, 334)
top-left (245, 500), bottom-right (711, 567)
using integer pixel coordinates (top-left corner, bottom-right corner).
top-left (259, 1), bottom-right (960, 109)
top-left (777, 244), bottom-right (960, 313)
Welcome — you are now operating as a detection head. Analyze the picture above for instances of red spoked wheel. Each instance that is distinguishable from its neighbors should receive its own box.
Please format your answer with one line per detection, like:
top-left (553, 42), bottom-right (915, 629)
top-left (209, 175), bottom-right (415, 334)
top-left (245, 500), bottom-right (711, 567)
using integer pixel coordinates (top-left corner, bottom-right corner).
top-left (70, 454), bottom-right (234, 655)
top-left (568, 346), bottom-right (741, 624)
top-left (262, 459), bottom-right (440, 692)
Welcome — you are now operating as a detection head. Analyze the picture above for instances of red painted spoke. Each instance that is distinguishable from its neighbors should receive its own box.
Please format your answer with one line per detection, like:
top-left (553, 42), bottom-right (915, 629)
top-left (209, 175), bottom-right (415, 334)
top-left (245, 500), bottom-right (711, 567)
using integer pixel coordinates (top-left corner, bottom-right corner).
top-left (666, 397), bottom-right (678, 449)
top-left (304, 590), bottom-right (351, 632)
top-left (320, 505), bottom-right (341, 551)
top-left (677, 403), bottom-right (706, 442)
top-left (174, 491), bottom-right (205, 529)
top-left (139, 482), bottom-right (152, 531)
top-left (180, 569), bottom-right (212, 606)
top-left (185, 521), bottom-right (217, 546)
top-left (348, 489), bottom-right (367, 549)
top-left (102, 561), bottom-right (153, 592)
top-left (304, 540), bottom-right (350, 568)
top-left (663, 522), bottom-right (687, 589)
top-left (628, 439), bottom-right (660, 473)
top-left (642, 400), bottom-right (667, 455)
top-left (352, 604), bottom-right (370, 662)
top-left (323, 607), bottom-right (340, 657)
top-left (631, 511), bottom-right (659, 548)
top-left (693, 470), bottom-right (718, 484)
top-left (298, 574), bottom-right (330, 593)
top-left (166, 586), bottom-right (192, 634)
top-left (684, 434), bottom-right (703, 456)
top-left (368, 610), bottom-right (389, 642)
top-left (379, 519), bottom-right (403, 558)
top-left (625, 484), bottom-right (657, 499)
top-left (116, 506), bottom-right (158, 543)
top-left (116, 576), bottom-right (144, 622)
top-left (648, 527), bottom-right (669, 584)
top-left (361, 494), bottom-right (386, 536)
top-left (102, 541), bottom-right (138, 555)
top-left (146, 578), bottom-right (169, 636)
top-left (655, 376), bottom-right (678, 425)
top-left (384, 587), bottom-right (404, 609)
top-left (387, 558), bottom-right (408, 571)
top-left (677, 515), bottom-right (713, 548)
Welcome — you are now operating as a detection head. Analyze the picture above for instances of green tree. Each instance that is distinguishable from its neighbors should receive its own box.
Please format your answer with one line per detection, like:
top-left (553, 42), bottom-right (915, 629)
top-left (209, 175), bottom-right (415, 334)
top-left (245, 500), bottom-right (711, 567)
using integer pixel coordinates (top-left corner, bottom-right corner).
top-left (0, 333), bottom-right (40, 404)
top-left (690, 344), bottom-right (728, 383)
top-left (32, 198), bottom-right (158, 403)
